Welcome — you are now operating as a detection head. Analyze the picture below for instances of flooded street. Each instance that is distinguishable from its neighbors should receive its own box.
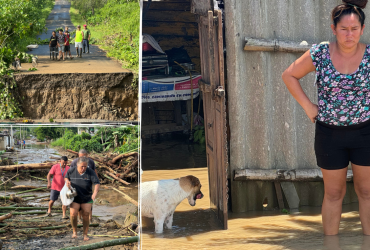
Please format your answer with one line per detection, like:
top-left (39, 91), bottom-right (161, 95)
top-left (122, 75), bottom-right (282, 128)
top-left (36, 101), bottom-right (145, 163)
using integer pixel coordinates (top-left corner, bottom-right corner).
top-left (142, 168), bottom-right (367, 250)
top-left (2, 140), bottom-right (60, 164)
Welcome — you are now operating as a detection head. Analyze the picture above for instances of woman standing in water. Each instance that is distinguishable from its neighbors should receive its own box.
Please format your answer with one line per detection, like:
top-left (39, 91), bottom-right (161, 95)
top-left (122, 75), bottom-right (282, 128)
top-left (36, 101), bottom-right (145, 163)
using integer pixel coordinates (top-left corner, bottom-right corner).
top-left (282, 0), bottom-right (370, 235)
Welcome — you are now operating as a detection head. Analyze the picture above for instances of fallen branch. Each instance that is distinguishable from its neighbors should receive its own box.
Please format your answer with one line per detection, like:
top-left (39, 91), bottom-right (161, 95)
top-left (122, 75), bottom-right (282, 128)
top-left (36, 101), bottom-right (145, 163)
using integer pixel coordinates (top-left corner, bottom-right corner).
top-left (0, 207), bottom-right (49, 211)
top-left (112, 188), bottom-right (138, 206)
top-left (23, 195), bottom-right (50, 201)
top-left (0, 213), bottom-right (12, 222)
top-left (122, 159), bottom-right (138, 177)
top-left (111, 152), bottom-right (138, 164)
top-left (59, 236), bottom-right (139, 250)
top-left (0, 174), bottom-right (19, 187)
top-left (105, 172), bottom-right (129, 185)
top-left (0, 211), bottom-right (61, 215)
top-left (102, 174), bottom-right (115, 182)
top-left (87, 234), bottom-right (131, 238)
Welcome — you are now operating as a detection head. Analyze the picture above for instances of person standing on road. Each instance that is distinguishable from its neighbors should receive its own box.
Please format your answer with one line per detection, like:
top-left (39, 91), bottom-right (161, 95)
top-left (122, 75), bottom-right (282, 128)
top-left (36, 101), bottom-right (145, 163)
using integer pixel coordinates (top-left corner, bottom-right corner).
top-left (282, 0), bottom-right (370, 236)
top-left (82, 24), bottom-right (91, 54)
top-left (75, 25), bottom-right (84, 58)
top-left (22, 140), bottom-right (25, 149)
top-left (49, 31), bottom-right (58, 60)
top-left (65, 157), bottom-right (100, 241)
top-left (57, 29), bottom-right (66, 61)
top-left (64, 27), bottom-right (73, 60)
top-left (47, 156), bottom-right (70, 219)
top-left (70, 149), bottom-right (98, 223)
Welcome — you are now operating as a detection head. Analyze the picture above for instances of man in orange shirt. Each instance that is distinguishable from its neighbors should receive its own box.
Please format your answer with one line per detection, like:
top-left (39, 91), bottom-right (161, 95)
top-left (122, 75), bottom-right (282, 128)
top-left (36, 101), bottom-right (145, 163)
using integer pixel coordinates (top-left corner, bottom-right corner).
top-left (47, 156), bottom-right (70, 219)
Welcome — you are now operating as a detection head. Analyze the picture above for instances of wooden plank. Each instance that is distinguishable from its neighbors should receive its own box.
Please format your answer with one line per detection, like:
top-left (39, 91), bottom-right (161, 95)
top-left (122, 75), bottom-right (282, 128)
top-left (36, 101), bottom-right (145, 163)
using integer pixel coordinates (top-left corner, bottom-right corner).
top-left (191, 0), bottom-right (213, 16)
top-left (143, 2), bottom-right (191, 11)
top-left (235, 169), bottom-right (354, 182)
top-left (142, 21), bottom-right (198, 37)
top-left (217, 10), bottom-right (225, 88)
top-left (208, 11), bottom-right (216, 88)
top-left (143, 10), bottom-right (197, 23)
top-left (244, 37), bottom-right (313, 53)
top-left (281, 182), bottom-right (300, 209)
top-left (274, 181), bottom-right (285, 209)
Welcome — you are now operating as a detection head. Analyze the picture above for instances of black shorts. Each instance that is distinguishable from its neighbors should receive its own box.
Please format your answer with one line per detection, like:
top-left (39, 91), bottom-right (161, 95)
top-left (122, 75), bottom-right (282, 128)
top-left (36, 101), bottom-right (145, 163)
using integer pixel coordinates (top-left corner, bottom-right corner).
top-left (50, 189), bottom-right (60, 201)
top-left (65, 45), bottom-right (70, 52)
top-left (315, 120), bottom-right (370, 170)
top-left (50, 47), bottom-right (58, 52)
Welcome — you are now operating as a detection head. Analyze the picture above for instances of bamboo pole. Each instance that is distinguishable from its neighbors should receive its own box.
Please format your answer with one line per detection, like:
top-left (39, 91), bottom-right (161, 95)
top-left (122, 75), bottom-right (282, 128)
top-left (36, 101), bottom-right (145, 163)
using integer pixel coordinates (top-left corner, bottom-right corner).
top-left (105, 172), bottom-right (130, 185)
top-left (0, 207), bottom-right (49, 210)
top-left (102, 174), bottom-right (115, 181)
top-left (59, 236), bottom-right (139, 250)
top-left (0, 211), bottom-right (62, 215)
top-left (0, 213), bottom-right (12, 222)
top-left (112, 188), bottom-right (138, 206)
top-left (23, 195), bottom-right (50, 201)
top-left (11, 185), bottom-right (40, 190)
top-left (15, 187), bottom-right (48, 195)
top-left (0, 223), bottom-right (99, 233)
top-left (29, 176), bottom-right (48, 181)
top-left (0, 163), bottom-right (55, 171)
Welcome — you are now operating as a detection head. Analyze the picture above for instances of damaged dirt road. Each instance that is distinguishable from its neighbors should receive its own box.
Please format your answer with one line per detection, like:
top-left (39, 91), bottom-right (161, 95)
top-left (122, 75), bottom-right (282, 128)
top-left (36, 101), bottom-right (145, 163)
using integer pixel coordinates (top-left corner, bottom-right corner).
top-left (10, 0), bottom-right (138, 121)
top-left (21, 0), bottom-right (128, 74)
top-left (0, 144), bottom-right (139, 250)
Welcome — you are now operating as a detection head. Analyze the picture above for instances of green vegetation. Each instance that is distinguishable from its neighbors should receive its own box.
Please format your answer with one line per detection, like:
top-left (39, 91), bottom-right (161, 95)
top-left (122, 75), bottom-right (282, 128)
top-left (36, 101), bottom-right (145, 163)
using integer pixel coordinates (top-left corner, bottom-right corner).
top-left (69, 0), bottom-right (139, 77)
top-left (51, 126), bottom-right (139, 153)
top-left (194, 125), bottom-right (206, 144)
top-left (0, 0), bottom-right (54, 119)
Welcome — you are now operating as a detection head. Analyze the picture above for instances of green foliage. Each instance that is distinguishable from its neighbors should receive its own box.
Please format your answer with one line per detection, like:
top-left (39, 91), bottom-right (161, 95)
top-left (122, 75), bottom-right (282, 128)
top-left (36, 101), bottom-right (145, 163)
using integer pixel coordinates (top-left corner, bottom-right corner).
top-left (34, 127), bottom-right (65, 142)
top-left (28, 67), bottom-right (38, 71)
top-left (51, 126), bottom-right (139, 154)
top-left (69, 0), bottom-right (139, 76)
top-left (194, 125), bottom-right (206, 144)
top-left (0, 0), bottom-right (54, 119)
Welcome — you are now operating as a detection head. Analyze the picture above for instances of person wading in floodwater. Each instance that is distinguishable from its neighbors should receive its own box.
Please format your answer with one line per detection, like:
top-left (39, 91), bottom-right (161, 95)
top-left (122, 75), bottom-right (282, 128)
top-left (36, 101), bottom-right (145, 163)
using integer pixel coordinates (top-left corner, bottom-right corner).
top-left (282, 0), bottom-right (370, 236)
top-left (47, 156), bottom-right (70, 218)
top-left (70, 149), bottom-right (98, 223)
top-left (65, 157), bottom-right (100, 241)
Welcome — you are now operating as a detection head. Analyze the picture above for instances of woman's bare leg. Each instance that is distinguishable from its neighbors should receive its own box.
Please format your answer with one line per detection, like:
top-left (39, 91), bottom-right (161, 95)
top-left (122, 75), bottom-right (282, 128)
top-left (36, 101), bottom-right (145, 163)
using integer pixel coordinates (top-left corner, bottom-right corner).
top-left (352, 164), bottom-right (370, 235)
top-left (321, 167), bottom-right (348, 235)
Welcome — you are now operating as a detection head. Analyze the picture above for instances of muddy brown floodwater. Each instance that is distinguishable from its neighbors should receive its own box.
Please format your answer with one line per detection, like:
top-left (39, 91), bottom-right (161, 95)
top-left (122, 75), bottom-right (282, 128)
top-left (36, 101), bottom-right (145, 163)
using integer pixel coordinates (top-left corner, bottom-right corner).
top-left (142, 168), bottom-right (369, 250)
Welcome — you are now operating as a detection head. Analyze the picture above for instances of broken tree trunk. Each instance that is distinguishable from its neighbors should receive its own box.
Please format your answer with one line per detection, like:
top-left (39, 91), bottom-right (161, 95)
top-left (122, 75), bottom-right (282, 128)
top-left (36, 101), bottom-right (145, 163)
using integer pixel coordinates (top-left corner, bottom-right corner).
top-left (111, 152), bottom-right (138, 164)
top-left (122, 159), bottom-right (138, 177)
top-left (59, 236), bottom-right (139, 250)
top-left (0, 213), bottom-right (12, 222)
top-left (234, 169), bottom-right (354, 182)
top-left (0, 163), bottom-right (54, 171)
top-left (112, 188), bottom-right (138, 206)
top-left (105, 172), bottom-right (130, 185)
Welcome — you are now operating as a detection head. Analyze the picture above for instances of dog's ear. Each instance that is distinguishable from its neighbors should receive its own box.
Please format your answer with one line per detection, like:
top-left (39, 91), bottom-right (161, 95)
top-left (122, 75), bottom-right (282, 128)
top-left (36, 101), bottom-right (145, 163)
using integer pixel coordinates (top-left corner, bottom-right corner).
top-left (185, 175), bottom-right (200, 187)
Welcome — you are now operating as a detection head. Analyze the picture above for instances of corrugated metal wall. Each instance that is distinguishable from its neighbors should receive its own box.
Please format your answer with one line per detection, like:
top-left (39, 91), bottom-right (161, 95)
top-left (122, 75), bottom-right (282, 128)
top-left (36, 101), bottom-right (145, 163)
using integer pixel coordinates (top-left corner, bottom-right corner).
top-left (225, 0), bottom-right (365, 212)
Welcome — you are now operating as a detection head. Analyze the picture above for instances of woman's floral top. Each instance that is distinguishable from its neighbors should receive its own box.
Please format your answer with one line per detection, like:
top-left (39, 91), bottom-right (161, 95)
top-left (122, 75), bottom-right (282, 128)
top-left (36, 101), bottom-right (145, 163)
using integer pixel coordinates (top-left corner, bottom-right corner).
top-left (310, 43), bottom-right (370, 126)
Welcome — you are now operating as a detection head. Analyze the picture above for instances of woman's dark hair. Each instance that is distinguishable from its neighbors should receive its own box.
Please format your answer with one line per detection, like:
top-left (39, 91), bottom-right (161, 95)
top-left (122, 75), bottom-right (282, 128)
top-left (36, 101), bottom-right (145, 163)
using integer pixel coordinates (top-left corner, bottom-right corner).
top-left (332, 0), bottom-right (368, 27)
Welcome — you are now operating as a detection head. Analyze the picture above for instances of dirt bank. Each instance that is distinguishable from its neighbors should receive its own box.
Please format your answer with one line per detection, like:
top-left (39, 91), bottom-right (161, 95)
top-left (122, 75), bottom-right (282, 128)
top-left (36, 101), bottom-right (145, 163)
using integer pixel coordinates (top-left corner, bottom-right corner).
top-left (141, 168), bottom-right (367, 250)
top-left (13, 72), bottom-right (138, 121)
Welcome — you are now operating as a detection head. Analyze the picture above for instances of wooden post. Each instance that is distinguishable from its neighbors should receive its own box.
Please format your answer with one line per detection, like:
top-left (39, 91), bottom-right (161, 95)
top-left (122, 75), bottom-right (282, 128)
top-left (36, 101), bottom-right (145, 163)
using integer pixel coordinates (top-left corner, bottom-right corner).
top-left (274, 182), bottom-right (284, 209)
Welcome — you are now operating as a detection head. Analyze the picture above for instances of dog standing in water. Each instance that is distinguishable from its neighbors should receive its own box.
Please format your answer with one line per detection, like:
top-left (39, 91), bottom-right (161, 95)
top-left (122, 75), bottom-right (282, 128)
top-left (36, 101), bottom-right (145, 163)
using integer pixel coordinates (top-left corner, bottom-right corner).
top-left (141, 175), bottom-right (204, 233)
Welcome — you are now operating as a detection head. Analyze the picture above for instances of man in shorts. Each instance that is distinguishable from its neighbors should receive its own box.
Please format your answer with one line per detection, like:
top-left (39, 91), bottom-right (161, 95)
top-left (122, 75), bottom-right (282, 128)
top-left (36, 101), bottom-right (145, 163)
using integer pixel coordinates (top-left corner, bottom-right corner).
top-left (82, 24), bottom-right (91, 54)
top-left (75, 25), bottom-right (84, 58)
top-left (57, 29), bottom-right (66, 61)
top-left (49, 31), bottom-right (58, 60)
top-left (47, 156), bottom-right (70, 219)
top-left (70, 149), bottom-right (98, 223)
top-left (65, 157), bottom-right (100, 241)
top-left (64, 27), bottom-right (73, 60)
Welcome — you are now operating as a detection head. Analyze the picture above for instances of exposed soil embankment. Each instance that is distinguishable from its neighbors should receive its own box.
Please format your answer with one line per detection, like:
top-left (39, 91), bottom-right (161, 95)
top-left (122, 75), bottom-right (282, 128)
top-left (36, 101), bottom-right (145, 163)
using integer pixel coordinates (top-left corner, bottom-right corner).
top-left (14, 72), bottom-right (138, 121)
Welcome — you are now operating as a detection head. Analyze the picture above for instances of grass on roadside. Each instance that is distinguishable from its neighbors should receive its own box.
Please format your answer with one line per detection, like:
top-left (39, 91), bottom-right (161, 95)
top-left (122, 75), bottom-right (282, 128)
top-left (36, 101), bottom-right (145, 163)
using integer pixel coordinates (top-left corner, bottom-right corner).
top-left (69, 2), bottom-right (139, 74)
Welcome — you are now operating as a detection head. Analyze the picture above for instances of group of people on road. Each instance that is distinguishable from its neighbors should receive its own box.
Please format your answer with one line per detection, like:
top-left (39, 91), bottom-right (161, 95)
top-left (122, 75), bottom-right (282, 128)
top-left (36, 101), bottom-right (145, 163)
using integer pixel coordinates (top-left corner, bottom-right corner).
top-left (49, 25), bottom-right (91, 61)
top-left (46, 149), bottom-right (100, 241)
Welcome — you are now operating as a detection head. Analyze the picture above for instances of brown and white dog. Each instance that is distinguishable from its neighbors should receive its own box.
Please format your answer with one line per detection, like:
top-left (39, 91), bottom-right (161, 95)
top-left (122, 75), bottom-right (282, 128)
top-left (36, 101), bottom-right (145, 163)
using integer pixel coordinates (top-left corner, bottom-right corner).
top-left (141, 175), bottom-right (203, 233)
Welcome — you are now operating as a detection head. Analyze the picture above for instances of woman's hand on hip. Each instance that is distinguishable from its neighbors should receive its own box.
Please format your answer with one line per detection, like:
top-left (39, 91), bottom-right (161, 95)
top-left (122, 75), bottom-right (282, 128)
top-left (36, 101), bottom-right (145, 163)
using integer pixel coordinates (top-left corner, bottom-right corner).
top-left (304, 103), bottom-right (318, 123)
